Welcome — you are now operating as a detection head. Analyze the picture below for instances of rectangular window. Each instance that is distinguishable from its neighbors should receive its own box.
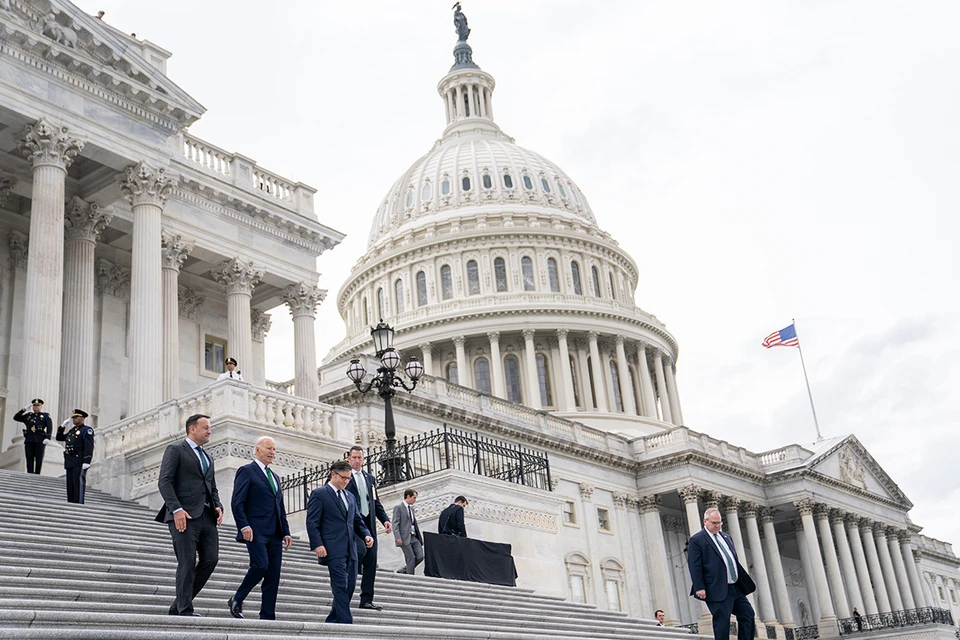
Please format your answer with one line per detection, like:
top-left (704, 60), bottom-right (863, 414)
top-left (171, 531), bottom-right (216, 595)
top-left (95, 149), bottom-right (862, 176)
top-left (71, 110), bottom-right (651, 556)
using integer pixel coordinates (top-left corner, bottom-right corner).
top-left (570, 575), bottom-right (585, 604)
top-left (605, 579), bottom-right (621, 611)
top-left (597, 507), bottom-right (610, 532)
top-left (204, 336), bottom-right (227, 374)
top-left (562, 501), bottom-right (576, 525)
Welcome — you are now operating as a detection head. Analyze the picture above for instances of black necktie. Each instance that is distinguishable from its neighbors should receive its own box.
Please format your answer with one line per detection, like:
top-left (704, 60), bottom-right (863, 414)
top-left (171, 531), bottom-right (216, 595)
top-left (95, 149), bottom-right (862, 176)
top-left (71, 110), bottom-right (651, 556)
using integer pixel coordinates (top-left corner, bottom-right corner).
top-left (230, 371), bottom-right (233, 378)
top-left (336, 489), bottom-right (347, 515)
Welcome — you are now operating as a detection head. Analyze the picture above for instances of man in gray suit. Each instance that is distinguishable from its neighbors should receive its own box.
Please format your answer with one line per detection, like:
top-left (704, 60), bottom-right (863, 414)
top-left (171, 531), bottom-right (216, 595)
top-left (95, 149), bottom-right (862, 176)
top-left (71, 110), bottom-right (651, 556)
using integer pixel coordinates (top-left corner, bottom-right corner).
top-left (155, 414), bottom-right (223, 616)
top-left (392, 488), bottom-right (423, 575)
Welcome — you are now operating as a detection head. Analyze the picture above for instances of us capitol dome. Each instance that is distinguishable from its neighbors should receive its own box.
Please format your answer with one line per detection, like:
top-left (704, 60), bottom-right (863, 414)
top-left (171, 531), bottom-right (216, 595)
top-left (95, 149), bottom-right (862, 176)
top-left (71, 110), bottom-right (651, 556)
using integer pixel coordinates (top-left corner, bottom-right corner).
top-left (326, 30), bottom-right (683, 436)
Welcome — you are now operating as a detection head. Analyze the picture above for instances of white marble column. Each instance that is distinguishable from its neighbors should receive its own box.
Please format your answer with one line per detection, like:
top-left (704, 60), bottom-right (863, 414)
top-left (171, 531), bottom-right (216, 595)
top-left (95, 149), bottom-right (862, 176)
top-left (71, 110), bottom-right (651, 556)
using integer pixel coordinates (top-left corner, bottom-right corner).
top-left (586, 331), bottom-right (607, 411)
top-left (845, 515), bottom-right (878, 615)
top-left (160, 233), bottom-right (193, 401)
top-left (639, 495), bottom-right (681, 627)
top-left (522, 329), bottom-right (540, 409)
top-left (873, 523), bottom-right (904, 611)
top-left (652, 349), bottom-right (673, 423)
top-left (18, 119), bottom-right (83, 419)
top-left (557, 329), bottom-right (576, 411)
top-left (886, 529), bottom-right (915, 610)
top-left (453, 335), bottom-right (469, 388)
top-left (664, 357), bottom-right (684, 424)
top-left (282, 281), bottom-right (326, 400)
top-left (761, 509), bottom-right (796, 627)
top-left (724, 498), bottom-right (759, 614)
top-left (815, 504), bottom-right (851, 618)
top-left (120, 162), bottom-right (171, 415)
top-left (679, 485), bottom-right (714, 628)
top-left (419, 342), bottom-right (434, 378)
top-left (486, 332), bottom-right (504, 398)
top-left (614, 336), bottom-right (637, 415)
top-left (794, 500), bottom-right (838, 635)
top-left (59, 198), bottom-right (111, 415)
top-left (860, 519), bottom-right (892, 613)
top-left (793, 519), bottom-right (822, 623)
top-left (900, 533), bottom-right (927, 608)
top-left (832, 511), bottom-right (865, 615)
top-left (743, 504), bottom-right (778, 625)
top-left (214, 258), bottom-right (263, 379)
top-left (635, 342), bottom-right (657, 418)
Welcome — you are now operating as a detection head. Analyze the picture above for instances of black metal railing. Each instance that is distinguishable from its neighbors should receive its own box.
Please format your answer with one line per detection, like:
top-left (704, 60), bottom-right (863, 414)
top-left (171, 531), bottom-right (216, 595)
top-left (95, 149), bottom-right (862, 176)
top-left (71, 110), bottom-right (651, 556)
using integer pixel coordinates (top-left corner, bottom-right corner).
top-left (677, 623), bottom-right (698, 634)
top-left (784, 628), bottom-right (795, 640)
top-left (280, 425), bottom-right (552, 514)
top-left (795, 625), bottom-right (819, 639)
top-left (837, 607), bottom-right (955, 635)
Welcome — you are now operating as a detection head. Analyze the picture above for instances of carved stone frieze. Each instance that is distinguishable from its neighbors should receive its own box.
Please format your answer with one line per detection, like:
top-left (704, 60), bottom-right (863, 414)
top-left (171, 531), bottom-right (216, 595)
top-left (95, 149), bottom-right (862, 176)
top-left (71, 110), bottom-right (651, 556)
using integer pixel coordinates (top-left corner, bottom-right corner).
top-left (215, 258), bottom-right (263, 295)
top-left (251, 309), bottom-right (272, 342)
top-left (178, 286), bottom-right (205, 320)
top-left (18, 119), bottom-right (83, 169)
top-left (839, 446), bottom-right (868, 490)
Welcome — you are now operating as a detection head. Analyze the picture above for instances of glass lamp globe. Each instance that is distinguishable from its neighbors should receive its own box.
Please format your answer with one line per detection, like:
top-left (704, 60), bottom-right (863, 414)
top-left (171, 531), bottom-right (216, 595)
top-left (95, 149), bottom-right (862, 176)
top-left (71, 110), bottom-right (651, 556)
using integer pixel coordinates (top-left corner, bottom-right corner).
top-left (346, 358), bottom-right (366, 382)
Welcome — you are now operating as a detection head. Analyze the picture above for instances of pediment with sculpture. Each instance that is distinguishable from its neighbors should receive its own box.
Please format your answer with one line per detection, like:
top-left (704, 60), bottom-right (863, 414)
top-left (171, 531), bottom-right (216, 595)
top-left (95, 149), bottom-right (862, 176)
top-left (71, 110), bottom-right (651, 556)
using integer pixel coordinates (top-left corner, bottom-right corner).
top-left (806, 436), bottom-right (911, 507)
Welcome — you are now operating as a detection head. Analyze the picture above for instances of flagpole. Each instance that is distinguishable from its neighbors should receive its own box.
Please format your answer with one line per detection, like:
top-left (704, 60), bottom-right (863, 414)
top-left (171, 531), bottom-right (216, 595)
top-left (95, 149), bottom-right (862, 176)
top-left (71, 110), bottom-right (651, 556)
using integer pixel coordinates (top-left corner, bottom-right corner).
top-left (793, 318), bottom-right (823, 442)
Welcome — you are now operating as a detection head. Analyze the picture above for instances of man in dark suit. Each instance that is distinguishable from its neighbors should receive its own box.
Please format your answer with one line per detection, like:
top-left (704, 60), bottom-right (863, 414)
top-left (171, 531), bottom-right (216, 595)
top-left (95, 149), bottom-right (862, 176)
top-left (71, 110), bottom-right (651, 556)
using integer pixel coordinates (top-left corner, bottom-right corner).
top-left (688, 507), bottom-right (757, 640)
top-left (438, 495), bottom-right (468, 537)
top-left (155, 414), bottom-right (223, 617)
top-left (392, 488), bottom-right (423, 575)
top-left (305, 460), bottom-right (373, 625)
top-left (227, 436), bottom-right (293, 620)
top-left (345, 446), bottom-right (391, 611)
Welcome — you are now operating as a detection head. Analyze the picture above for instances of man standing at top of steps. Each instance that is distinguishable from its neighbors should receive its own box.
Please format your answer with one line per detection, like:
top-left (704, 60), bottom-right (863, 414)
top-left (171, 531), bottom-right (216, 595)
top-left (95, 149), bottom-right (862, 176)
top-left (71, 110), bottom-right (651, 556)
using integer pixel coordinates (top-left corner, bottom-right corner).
top-left (345, 445), bottom-right (391, 612)
top-left (13, 398), bottom-right (52, 474)
top-left (227, 436), bottom-right (293, 620)
top-left (55, 409), bottom-right (94, 503)
top-left (155, 414), bottom-right (224, 617)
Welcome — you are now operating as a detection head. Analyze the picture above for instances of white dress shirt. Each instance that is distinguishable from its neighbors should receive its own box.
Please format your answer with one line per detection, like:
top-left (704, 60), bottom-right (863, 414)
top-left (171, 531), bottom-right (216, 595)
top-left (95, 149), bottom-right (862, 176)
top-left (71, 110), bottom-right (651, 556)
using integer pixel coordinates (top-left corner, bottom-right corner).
top-left (216, 370), bottom-right (244, 382)
top-left (709, 531), bottom-right (738, 583)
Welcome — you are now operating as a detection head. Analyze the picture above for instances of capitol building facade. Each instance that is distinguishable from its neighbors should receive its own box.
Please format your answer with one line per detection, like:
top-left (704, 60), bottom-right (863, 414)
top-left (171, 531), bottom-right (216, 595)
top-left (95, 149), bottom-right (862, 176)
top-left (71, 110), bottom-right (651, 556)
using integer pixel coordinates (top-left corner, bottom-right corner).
top-left (0, 2), bottom-right (957, 639)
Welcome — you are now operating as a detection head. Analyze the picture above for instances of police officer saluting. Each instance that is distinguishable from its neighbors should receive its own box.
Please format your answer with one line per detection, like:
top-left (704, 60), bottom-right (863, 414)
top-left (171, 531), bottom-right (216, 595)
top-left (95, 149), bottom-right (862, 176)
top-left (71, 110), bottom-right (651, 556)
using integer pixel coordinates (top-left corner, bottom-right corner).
top-left (13, 398), bottom-right (52, 474)
top-left (56, 410), bottom-right (94, 504)
top-left (216, 358), bottom-right (244, 382)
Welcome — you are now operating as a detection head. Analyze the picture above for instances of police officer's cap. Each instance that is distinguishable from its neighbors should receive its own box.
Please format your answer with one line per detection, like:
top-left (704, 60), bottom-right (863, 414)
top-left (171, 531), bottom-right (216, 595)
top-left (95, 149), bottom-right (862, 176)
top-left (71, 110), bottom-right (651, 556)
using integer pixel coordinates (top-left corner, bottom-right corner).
top-left (71, 409), bottom-right (89, 419)
top-left (31, 398), bottom-right (44, 405)
top-left (224, 358), bottom-right (238, 366)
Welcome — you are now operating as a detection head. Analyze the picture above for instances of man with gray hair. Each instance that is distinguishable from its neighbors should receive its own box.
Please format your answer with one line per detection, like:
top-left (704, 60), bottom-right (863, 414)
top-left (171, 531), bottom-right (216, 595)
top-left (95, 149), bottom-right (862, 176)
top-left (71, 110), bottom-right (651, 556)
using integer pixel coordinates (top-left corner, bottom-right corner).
top-left (227, 436), bottom-right (292, 620)
top-left (688, 506), bottom-right (757, 639)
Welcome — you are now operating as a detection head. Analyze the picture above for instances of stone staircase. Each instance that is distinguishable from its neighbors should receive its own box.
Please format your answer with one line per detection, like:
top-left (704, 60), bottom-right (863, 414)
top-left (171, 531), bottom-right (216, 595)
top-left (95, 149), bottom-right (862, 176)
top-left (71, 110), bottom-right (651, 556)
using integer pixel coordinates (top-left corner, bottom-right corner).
top-left (0, 469), bottom-right (704, 639)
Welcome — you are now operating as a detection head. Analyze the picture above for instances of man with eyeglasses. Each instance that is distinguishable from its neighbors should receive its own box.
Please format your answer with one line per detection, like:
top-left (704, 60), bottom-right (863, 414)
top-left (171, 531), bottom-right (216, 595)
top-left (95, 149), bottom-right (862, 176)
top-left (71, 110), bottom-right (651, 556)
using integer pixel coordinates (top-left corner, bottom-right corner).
top-left (688, 507), bottom-right (757, 640)
top-left (305, 460), bottom-right (373, 624)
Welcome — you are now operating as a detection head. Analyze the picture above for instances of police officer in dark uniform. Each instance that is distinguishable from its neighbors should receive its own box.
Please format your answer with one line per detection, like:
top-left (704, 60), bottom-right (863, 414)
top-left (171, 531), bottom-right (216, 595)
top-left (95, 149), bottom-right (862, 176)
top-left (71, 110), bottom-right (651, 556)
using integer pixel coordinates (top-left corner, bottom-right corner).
top-left (13, 398), bottom-right (53, 474)
top-left (55, 410), bottom-right (94, 504)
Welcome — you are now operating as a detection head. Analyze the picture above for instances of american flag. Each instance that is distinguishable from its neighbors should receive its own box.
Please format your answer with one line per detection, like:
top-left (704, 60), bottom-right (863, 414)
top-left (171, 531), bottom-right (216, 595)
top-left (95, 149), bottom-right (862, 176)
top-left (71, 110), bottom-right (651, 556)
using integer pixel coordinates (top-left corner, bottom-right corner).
top-left (762, 323), bottom-right (799, 348)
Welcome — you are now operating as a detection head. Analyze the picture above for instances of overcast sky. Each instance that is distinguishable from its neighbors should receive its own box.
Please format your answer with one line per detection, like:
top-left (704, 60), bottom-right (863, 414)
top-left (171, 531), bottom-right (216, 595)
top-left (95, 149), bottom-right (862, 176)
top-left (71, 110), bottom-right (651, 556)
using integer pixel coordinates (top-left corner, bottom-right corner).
top-left (75, 1), bottom-right (960, 546)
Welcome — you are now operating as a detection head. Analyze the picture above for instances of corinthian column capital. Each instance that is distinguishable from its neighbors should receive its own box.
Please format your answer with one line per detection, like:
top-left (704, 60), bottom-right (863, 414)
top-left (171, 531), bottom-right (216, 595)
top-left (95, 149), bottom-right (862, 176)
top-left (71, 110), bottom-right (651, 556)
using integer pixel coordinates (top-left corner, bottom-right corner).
top-left (121, 162), bottom-right (173, 207)
top-left (64, 197), bottom-right (112, 242)
top-left (161, 233), bottom-right (194, 271)
top-left (251, 309), bottom-right (272, 342)
top-left (281, 281), bottom-right (327, 318)
top-left (678, 484), bottom-right (700, 504)
top-left (19, 119), bottom-right (83, 169)
top-left (793, 498), bottom-right (816, 516)
top-left (215, 257), bottom-right (263, 295)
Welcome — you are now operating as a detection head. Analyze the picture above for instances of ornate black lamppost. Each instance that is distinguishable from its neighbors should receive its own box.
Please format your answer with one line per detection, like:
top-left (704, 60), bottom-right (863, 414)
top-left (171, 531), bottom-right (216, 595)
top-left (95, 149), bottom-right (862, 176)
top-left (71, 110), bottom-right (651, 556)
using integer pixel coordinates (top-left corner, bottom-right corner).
top-left (345, 321), bottom-right (424, 484)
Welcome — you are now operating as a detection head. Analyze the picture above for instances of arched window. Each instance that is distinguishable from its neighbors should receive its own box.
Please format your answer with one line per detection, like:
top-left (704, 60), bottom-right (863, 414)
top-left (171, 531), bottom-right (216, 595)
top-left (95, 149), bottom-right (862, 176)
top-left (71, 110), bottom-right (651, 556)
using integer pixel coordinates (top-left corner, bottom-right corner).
top-left (609, 360), bottom-right (624, 412)
top-left (494, 257), bottom-right (508, 292)
top-left (558, 182), bottom-right (567, 199)
top-left (522, 175), bottom-right (534, 190)
top-left (362, 297), bottom-right (369, 326)
top-left (571, 261), bottom-right (583, 295)
top-left (446, 361), bottom-right (459, 385)
top-left (461, 176), bottom-right (471, 191)
top-left (502, 174), bottom-right (514, 189)
top-left (601, 559), bottom-right (625, 612)
top-left (482, 174), bottom-right (492, 189)
top-left (540, 177), bottom-right (552, 193)
top-left (441, 178), bottom-right (451, 195)
top-left (547, 258), bottom-right (560, 292)
top-left (536, 353), bottom-right (552, 407)
top-left (569, 356), bottom-right (581, 407)
top-left (394, 279), bottom-right (405, 314)
top-left (377, 287), bottom-right (385, 320)
top-left (586, 356), bottom-right (597, 408)
top-left (474, 358), bottom-right (491, 394)
top-left (565, 553), bottom-right (591, 604)
top-left (405, 189), bottom-right (414, 208)
top-left (521, 256), bottom-right (535, 291)
top-left (421, 182), bottom-right (432, 201)
top-left (608, 272), bottom-right (617, 300)
top-left (591, 266), bottom-right (602, 298)
top-left (440, 265), bottom-right (453, 300)
top-left (463, 91), bottom-right (471, 117)
top-left (466, 260), bottom-right (481, 296)
top-left (416, 271), bottom-right (428, 306)
top-left (504, 355), bottom-right (522, 403)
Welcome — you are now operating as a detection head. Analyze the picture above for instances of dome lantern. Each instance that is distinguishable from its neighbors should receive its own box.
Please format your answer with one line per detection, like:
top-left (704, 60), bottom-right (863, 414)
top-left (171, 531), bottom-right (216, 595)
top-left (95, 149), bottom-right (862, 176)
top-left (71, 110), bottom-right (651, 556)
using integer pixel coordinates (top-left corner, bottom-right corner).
top-left (439, 3), bottom-right (498, 137)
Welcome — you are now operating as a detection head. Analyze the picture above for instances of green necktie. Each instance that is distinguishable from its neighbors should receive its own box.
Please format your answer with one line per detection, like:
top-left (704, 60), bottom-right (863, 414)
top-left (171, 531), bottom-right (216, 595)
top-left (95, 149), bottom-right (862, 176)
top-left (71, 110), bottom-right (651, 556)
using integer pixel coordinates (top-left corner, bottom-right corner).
top-left (714, 534), bottom-right (738, 582)
top-left (197, 446), bottom-right (209, 475)
top-left (266, 466), bottom-right (277, 495)
top-left (355, 471), bottom-right (369, 516)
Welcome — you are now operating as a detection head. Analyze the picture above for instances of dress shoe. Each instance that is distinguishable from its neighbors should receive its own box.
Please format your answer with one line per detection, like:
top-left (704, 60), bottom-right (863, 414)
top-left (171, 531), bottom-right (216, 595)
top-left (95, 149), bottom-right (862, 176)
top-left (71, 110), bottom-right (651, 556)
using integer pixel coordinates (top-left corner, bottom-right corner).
top-left (227, 596), bottom-right (243, 619)
top-left (359, 602), bottom-right (383, 611)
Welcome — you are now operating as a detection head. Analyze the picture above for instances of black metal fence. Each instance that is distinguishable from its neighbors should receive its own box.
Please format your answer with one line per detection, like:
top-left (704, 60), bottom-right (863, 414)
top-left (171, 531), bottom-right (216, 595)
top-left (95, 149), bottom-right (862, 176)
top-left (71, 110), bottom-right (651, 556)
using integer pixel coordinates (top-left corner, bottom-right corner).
top-left (279, 425), bottom-right (552, 514)
top-left (837, 607), bottom-right (955, 635)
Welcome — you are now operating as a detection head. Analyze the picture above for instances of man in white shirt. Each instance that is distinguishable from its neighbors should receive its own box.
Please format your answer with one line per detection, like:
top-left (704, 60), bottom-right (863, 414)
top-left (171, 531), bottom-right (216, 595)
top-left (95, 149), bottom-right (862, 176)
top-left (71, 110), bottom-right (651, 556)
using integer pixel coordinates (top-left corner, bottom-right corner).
top-left (216, 358), bottom-right (244, 382)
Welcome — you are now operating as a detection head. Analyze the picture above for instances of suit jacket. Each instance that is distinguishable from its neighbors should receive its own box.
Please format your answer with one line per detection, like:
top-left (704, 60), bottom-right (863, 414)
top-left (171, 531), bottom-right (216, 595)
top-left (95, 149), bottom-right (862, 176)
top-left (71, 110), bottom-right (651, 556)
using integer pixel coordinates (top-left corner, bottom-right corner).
top-left (154, 440), bottom-right (222, 523)
top-left (305, 484), bottom-right (371, 563)
top-left (231, 461), bottom-right (290, 542)
top-left (392, 501), bottom-right (423, 545)
top-left (438, 503), bottom-right (467, 537)
top-left (345, 469), bottom-right (390, 537)
top-left (688, 528), bottom-right (756, 603)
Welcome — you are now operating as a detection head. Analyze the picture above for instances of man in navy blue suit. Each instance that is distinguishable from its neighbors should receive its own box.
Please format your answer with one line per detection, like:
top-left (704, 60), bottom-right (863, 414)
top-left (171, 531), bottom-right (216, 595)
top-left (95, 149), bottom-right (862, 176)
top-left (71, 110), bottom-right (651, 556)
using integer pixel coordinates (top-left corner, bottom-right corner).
top-left (306, 459), bottom-right (374, 624)
top-left (345, 446), bottom-right (392, 611)
top-left (688, 507), bottom-right (757, 640)
top-left (227, 436), bottom-right (292, 620)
